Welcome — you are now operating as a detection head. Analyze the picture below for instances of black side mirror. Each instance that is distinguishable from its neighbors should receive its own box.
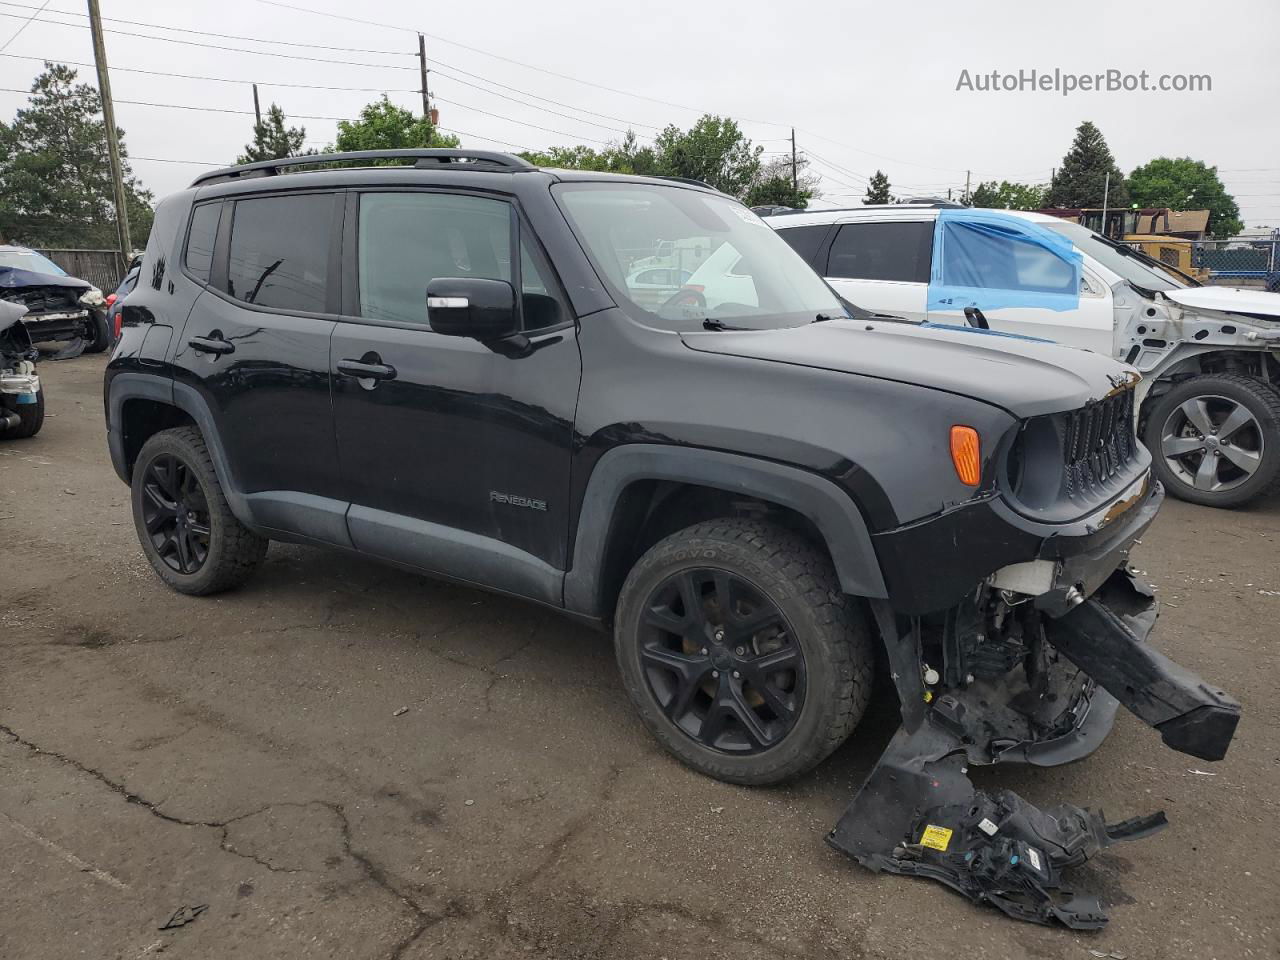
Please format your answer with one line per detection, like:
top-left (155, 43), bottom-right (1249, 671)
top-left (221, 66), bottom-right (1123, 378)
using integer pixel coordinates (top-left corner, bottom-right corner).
top-left (426, 277), bottom-right (519, 341)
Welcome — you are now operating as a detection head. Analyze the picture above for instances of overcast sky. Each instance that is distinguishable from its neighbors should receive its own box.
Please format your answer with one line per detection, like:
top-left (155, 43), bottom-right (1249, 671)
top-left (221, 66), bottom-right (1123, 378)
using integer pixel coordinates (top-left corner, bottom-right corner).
top-left (2, 0), bottom-right (1278, 227)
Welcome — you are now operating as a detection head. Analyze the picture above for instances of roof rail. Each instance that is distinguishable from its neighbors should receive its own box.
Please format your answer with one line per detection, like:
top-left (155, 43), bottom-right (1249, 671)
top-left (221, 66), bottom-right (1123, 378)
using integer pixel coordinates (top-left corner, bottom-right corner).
top-left (191, 148), bottom-right (536, 187)
top-left (651, 175), bottom-right (718, 191)
top-left (898, 197), bottom-right (964, 208)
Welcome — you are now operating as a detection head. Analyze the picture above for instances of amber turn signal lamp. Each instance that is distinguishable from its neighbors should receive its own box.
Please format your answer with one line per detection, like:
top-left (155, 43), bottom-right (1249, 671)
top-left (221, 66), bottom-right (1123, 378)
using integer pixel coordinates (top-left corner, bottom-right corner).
top-left (950, 426), bottom-right (981, 486)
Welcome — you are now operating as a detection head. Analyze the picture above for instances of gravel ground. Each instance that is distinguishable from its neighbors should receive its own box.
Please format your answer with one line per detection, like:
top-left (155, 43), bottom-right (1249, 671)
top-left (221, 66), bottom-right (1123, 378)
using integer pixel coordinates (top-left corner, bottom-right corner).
top-left (1, 354), bottom-right (1276, 960)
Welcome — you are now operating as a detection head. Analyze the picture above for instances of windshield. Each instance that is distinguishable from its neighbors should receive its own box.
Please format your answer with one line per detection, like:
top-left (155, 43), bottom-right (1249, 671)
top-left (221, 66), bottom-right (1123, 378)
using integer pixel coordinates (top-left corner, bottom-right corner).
top-left (0, 249), bottom-right (67, 276)
top-left (553, 182), bottom-right (845, 330)
top-left (1044, 221), bottom-right (1188, 293)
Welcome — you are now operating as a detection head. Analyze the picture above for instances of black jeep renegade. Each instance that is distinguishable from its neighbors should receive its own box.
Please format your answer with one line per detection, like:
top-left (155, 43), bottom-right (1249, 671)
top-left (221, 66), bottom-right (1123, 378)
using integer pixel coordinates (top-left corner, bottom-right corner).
top-left (105, 150), bottom-right (1239, 927)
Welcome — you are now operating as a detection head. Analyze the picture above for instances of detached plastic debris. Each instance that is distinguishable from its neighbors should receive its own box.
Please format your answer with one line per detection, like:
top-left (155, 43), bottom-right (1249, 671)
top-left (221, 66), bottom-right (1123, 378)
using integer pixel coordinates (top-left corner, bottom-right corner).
top-left (828, 721), bottom-right (1166, 930)
top-left (828, 571), bottom-right (1239, 929)
top-left (159, 903), bottom-right (208, 930)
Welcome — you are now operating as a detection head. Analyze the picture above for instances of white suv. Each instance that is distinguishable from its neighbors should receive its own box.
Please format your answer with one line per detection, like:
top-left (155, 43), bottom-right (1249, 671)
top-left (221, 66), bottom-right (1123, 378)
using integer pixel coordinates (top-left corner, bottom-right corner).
top-left (767, 204), bottom-right (1280, 508)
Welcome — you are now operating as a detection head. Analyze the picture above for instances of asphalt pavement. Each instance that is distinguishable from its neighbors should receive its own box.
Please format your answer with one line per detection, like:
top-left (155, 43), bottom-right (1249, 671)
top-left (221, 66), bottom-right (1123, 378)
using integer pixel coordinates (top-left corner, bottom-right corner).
top-left (1, 354), bottom-right (1276, 959)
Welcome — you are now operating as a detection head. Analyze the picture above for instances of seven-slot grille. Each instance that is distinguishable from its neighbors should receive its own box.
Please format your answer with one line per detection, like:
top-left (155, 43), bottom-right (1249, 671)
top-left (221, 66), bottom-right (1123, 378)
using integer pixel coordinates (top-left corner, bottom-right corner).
top-left (1062, 387), bottom-right (1136, 498)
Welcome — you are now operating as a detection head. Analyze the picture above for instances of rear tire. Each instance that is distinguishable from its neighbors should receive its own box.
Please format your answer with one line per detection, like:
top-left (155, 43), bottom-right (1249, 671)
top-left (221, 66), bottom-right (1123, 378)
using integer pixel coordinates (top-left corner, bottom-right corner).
top-left (614, 518), bottom-right (873, 786)
top-left (3, 388), bottom-right (44, 439)
top-left (1144, 374), bottom-right (1280, 508)
top-left (131, 426), bottom-right (268, 595)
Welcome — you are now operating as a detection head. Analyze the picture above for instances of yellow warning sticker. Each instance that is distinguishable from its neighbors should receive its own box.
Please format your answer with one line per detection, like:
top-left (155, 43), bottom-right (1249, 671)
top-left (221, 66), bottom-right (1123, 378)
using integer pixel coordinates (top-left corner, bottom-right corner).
top-left (919, 825), bottom-right (953, 851)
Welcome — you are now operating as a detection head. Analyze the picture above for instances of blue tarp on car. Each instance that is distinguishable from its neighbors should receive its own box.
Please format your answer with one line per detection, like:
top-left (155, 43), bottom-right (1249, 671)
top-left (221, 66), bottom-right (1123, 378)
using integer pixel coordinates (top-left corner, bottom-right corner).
top-left (927, 209), bottom-right (1082, 314)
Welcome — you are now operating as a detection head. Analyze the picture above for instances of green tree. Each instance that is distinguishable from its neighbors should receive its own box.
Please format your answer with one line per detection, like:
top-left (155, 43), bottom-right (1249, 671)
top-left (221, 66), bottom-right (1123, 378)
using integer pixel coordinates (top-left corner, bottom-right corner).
top-left (1128, 156), bottom-right (1242, 238)
top-left (0, 62), bottom-right (153, 249)
top-left (863, 169), bottom-right (892, 204)
top-left (744, 155), bottom-right (816, 209)
top-left (237, 103), bottom-right (313, 163)
top-left (652, 115), bottom-right (762, 198)
top-left (1046, 121), bottom-right (1128, 208)
top-left (518, 144), bottom-right (612, 170)
top-left (330, 95), bottom-right (459, 153)
top-left (968, 180), bottom-right (1048, 210)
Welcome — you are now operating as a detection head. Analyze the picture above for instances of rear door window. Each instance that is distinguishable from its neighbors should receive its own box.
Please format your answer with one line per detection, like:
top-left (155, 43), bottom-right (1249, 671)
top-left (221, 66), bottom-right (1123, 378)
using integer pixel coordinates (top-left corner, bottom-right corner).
top-left (225, 193), bottom-right (334, 312)
top-left (826, 221), bottom-right (932, 283)
top-left (773, 224), bottom-right (829, 267)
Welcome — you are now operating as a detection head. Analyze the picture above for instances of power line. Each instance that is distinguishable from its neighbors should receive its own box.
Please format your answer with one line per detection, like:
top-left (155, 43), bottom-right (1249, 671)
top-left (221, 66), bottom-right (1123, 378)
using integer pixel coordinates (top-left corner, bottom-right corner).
top-left (0, 9), bottom-right (419, 69)
top-left (253, 0), bottom-right (782, 123)
top-left (0, 0), bottom-right (413, 55)
top-left (0, 0), bottom-right (46, 52)
top-left (0, 51), bottom-right (420, 92)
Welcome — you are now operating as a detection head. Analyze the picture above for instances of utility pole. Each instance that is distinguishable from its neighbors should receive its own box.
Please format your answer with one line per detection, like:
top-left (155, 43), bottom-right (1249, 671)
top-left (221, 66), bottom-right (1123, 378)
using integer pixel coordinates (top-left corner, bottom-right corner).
top-left (964, 169), bottom-right (971, 204)
top-left (252, 83), bottom-right (262, 128)
top-left (790, 128), bottom-right (797, 191)
top-left (418, 33), bottom-right (430, 121)
top-left (86, 0), bottom-right (131, 267)
top-left (1100, 171), bottom-right (1111, 237)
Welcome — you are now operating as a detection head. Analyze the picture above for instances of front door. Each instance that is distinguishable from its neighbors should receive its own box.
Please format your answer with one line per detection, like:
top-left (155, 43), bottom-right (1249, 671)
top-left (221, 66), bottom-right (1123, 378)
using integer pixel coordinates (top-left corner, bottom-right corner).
top-left (330, 190), bottom-right (581, 604)
top-left (925, 211), bottom-right (1114, 354)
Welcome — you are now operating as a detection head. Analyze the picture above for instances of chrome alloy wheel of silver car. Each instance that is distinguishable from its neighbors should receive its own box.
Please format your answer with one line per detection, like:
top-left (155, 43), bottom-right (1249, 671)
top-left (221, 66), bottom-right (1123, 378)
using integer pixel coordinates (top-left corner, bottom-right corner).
top-left (1160, 394), bottom-right (1264, 493)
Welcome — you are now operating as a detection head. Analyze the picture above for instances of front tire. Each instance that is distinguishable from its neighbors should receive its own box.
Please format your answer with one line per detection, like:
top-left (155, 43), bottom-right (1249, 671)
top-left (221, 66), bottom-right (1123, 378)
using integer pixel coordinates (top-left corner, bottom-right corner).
top-left (614, 518), bottom-right (873, 786)
top-left (131, 426), bottom-right (269, 595)
top-left (84, 309), bottom-right (112, 354)
top-left (1145, 374), bottom-right (1280, 508)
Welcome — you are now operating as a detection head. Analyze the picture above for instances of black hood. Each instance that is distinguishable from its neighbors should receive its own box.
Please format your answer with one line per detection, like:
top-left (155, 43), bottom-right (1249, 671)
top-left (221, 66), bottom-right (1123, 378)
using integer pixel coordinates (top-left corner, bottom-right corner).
top-left (679, 318), bottom-right (1135, 419)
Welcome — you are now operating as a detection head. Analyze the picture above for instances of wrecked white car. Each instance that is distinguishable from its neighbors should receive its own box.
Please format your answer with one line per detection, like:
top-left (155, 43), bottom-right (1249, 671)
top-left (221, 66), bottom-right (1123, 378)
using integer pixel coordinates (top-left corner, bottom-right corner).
top-left (768, 206), bottom-right (1280, 507)
top-left (0, 299), bottom-right (44, 439)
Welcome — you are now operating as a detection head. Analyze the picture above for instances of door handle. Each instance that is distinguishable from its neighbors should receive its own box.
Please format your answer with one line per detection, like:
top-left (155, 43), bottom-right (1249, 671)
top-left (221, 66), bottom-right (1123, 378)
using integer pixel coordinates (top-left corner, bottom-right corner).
top-left (188, 335), bottom-right (235, 355)
top-left (337, 358), bottom-right (397, 381)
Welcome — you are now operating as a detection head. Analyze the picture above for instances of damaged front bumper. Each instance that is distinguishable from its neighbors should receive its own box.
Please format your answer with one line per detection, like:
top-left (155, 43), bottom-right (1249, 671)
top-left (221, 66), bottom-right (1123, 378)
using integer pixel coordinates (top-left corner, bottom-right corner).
top-left (832, 481), bottom-right (1241, 930)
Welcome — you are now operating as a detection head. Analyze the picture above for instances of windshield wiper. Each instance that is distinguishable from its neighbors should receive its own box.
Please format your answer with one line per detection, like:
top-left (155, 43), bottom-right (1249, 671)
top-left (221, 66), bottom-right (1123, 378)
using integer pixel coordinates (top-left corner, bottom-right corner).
top-left (702, 318), bottom-right (750, 331)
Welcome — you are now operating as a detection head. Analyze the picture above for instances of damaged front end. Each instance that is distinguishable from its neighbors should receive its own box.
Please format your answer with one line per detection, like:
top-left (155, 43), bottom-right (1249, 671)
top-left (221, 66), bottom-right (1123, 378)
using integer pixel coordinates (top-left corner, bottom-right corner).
top-left (835, 437), bottom-right (1240, 928)
top-left (0, 265), bottom-right (96, 352)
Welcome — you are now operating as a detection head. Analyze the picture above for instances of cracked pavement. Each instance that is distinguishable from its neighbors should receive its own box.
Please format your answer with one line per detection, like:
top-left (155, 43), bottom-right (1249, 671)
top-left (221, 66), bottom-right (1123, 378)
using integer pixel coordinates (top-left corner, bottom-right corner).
top-left (1, 355), bottom-right (1277, 959)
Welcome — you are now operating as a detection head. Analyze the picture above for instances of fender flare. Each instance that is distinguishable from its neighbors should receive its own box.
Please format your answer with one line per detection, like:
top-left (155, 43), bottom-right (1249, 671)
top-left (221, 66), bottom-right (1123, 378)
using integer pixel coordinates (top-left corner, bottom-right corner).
top-left (107, 373), bottom-right (253, 527)
top-left (563, 444), bottom-right (888, 617)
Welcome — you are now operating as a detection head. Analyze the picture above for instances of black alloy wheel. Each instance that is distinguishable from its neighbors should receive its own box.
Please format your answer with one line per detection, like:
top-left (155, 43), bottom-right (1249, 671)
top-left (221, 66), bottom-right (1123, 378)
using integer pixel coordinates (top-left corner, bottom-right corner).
top-left (637, 567), bottom-right (806, 755)
top-left (140, 453), bottom-right (212, 575)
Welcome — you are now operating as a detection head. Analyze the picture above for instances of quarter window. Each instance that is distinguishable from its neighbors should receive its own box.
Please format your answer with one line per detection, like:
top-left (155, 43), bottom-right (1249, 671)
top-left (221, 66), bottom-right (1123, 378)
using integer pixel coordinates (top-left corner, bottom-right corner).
top-left (826, 222), bottom-right (933, 283)
top-left (226, 194), bottom-right (333, 312)
top-left (184, 202), bottom-right (221, 284)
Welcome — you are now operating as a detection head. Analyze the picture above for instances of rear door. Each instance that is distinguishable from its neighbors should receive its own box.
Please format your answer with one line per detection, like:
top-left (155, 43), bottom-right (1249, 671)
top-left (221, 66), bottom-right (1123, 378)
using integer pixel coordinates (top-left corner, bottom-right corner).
top-left (329, 189), bottom-right (581, 604)
top-left (171, 190), bottom-right (348, 543)
top-left (822, 219), bottom-right (932, 321)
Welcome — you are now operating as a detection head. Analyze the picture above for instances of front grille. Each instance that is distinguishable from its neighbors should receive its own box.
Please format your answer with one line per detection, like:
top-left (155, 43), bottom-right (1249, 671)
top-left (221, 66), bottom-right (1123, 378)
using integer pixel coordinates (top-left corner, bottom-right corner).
top-left (1061, 388), bottom-right (1136, 499)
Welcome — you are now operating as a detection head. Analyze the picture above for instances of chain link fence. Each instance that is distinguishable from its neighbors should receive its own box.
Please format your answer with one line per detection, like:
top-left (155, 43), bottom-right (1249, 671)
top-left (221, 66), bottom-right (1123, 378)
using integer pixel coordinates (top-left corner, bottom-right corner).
top-left (1197, 237), bottom-right (1280, 290)
top-left (31, 248), bottom-right (127, 293)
